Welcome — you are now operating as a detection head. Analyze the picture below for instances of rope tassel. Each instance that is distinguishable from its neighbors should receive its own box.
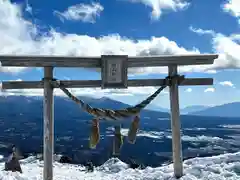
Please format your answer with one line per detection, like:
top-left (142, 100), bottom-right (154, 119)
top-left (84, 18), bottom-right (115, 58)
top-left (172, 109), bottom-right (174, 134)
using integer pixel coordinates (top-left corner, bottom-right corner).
top-left (89, 119), bottom-right (100, 149)
top-left (127, 115), bottom-right (140, 144)
top-left (113, 126), bottom-right (123, 156)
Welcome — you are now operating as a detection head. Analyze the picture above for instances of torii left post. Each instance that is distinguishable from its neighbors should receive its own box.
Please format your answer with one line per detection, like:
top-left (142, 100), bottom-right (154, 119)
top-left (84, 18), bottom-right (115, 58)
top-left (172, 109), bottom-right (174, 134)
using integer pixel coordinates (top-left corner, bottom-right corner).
top-left (43, 67), bottom-right (54, 180)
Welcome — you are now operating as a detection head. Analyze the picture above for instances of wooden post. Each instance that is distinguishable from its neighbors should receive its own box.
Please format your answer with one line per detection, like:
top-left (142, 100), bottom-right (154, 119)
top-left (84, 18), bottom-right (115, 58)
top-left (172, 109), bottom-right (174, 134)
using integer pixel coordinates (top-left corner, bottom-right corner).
top-left (168, 66), bottom-right (183, 178)
top-left (43, 67), bottom-right (54, 180)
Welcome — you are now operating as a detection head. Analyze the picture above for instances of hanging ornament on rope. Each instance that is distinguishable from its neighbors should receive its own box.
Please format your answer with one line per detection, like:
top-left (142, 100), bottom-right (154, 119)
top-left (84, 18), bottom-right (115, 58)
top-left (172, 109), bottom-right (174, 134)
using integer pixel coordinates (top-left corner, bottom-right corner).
top-left (128, 115), bottom-right (140, 144)
top-left (89, 119), bottom-right (100, 149)
top-left (113, 125), bottom-right (123, 156)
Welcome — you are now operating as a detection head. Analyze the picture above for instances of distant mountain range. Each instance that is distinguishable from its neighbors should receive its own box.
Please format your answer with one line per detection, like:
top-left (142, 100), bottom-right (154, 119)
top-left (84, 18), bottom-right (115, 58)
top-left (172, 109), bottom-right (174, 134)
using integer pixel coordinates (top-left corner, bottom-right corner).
top-left (146, 105), bottom-right (208, 115)
top-left (147, 102), bottom-right (240, 118)
top-left (189, 102), bottom-right (240, 118)
top-left (181, 105), bottom-right (209, 114)
top-left (1, 95), bottom-right (240, 119)
top-left (0, 95), bottom-right (170, 123)
top-left (145, 104), bottom-right (169, 113)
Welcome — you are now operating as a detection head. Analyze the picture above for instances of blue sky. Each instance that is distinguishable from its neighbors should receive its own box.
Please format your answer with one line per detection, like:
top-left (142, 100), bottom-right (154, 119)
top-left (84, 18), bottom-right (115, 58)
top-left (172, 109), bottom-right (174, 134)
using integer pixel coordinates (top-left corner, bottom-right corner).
top-left (0, 0), bottom-right (240, 109)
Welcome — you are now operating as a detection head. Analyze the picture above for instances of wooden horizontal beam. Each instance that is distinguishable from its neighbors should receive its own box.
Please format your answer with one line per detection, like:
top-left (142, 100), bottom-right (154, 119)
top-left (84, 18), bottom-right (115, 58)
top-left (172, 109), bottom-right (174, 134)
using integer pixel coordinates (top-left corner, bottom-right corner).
top-left (0, 54), bottom-right (218, 67)
top-left (1, 78), bottom-right (213, 89)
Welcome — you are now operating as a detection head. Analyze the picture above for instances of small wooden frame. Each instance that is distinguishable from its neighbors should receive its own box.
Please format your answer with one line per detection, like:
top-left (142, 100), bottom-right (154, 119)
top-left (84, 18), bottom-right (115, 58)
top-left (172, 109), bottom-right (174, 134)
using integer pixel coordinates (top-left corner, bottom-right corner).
top-left (101, 55), bottom-right (128, 89)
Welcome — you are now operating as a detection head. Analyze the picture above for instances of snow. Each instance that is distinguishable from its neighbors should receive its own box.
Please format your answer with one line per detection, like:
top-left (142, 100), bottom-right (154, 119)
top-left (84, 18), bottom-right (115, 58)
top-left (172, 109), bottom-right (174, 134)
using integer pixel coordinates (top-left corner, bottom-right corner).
top-left (219, 125), bottom-right (240, 129)
top-left (0, 152), bottom-right (240, 179)
top-left (106, 127), bottom-right (223, 144)
top-left (180, 135), bottom-right (223, 143)
top-left (106, 127), bottom-right (165, 139)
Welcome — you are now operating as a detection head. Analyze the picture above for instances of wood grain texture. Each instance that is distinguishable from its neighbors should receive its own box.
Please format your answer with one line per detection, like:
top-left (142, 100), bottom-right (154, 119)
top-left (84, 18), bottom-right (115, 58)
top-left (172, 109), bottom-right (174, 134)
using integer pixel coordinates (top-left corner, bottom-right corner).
top-left (168, 66), bottom-right (183, 178)
top-left (1, 78), bottom-right (213, 89)
top-left (0, 54), bottom-right (218, 67)
top-left (43, 67), bottom-right (54, 180)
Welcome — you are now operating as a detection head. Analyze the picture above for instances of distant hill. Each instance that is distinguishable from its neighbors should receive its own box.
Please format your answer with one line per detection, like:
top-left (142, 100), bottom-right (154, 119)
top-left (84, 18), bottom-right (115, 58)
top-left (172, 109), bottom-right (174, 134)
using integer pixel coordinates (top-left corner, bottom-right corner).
top-left (145, 104), bottom-right (169, 112)
top-left (190, 102), bottom-right (240, 118)
top-left (146, 105), bottom-right (209, 115)
top-left (0, 95), bottom-right (170, 122)
top-left (181, 105), bottom-right (209, 115)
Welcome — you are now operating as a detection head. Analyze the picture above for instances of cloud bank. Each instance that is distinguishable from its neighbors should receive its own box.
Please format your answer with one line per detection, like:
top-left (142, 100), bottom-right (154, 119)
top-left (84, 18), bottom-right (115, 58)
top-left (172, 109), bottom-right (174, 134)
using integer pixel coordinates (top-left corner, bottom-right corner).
top-left (189, 26), bottom-right (240, 71)
top-left (0, 78), bottom-right (170, 97)
top-left (0, 0), bottom-right (229, 76)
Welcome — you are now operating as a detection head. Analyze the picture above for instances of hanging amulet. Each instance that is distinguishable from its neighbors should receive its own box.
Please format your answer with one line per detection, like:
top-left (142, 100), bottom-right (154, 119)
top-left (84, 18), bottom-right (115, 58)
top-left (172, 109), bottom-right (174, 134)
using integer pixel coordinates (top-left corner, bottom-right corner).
top-left (113, 125), bottom-right (123, 156)
top-left (89, 119), bottom-right (100, 149)
top-left (127, 115), bottom-right (140, 144)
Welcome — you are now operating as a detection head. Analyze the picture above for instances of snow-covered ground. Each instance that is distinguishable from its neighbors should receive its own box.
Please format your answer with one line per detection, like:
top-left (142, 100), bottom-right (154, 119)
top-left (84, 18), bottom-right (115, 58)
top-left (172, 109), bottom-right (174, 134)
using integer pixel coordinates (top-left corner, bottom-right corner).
top-left (0, 152), bottom-right (240, 180)
top-left (106, 127), bottom-right (225, 143)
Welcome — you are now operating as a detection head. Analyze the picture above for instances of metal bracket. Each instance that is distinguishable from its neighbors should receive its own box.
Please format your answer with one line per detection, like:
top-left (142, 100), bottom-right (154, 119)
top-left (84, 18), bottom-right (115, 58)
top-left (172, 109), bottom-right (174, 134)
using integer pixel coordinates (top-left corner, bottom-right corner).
top-left (166, 75), bottom-right (185, 86)
top-left (42, 78), bottom-right (58, 88)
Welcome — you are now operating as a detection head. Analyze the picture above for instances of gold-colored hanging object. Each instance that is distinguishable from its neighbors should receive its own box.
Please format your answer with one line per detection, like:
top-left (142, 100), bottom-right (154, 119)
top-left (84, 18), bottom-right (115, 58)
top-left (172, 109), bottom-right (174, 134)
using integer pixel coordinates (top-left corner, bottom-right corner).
top-left (113, 125), bottom-right (123, 156)
top-left (89, 118), bottom-right (100, 149)
top-left (127, 115), bottom-right (140, 144)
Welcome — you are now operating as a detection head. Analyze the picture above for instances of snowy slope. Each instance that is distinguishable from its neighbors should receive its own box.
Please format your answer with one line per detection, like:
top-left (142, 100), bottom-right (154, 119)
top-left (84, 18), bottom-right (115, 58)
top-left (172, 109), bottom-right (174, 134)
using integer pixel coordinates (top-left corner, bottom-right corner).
top-left (0, 152), bottom-right (240, 180)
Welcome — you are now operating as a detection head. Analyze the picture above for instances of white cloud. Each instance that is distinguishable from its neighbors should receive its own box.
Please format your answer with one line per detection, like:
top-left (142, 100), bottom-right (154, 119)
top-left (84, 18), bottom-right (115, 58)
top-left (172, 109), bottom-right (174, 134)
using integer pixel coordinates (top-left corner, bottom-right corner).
top-left (0, 74), bottom-right (170, 97)
top-left (190, 26), bottom-right (240, 71)
top-left (230, 34), bottom-right (240, 42)
top-left (204, 87), bottom-right (215, 93)
top-left (54, 3), bottom-right (104, 23)
top-left (219, 81), bottom-right (235, 88)
top-left (211, 34), bottom-right (240, 70)
top-left (9, 79), bottom-right (22, 82)
top-left (0, 86), bottom-right (164, 98)
top-left (0, 0), bottom-right (212, 75)
top-left (0, 77), bottom-right (160, 97)
top-left (185, 88), bottom-right (192, 92)
top-left (0, 0), bottom-right (37, 73)
top-left (189, 26), bottom-right (215, 36)
top-left (125, 0), bottom-right (189, 20)
top-left (222, 0), bottom-right (240, 23)
top-left (25, 0), bottom-right (32, 15)
top-left (0, 0), bottom-right (238, 76)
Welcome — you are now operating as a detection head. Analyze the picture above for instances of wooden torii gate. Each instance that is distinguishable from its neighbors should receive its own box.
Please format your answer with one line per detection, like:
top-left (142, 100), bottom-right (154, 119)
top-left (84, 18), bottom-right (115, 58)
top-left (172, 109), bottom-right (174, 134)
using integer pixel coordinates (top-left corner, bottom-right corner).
top-left (0, 54), bottom-right (218, 179)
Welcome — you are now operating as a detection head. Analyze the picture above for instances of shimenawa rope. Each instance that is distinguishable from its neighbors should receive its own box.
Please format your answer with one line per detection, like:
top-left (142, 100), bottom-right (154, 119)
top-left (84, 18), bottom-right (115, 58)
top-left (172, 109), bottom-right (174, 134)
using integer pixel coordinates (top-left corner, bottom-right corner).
top-left (43, 75), bottom-right (184, 149)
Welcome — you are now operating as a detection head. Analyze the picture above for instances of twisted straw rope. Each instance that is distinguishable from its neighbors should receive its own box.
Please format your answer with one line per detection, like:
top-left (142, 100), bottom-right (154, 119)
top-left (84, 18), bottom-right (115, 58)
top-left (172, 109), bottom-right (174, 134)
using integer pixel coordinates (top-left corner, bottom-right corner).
top-left (46, 75), bottom-right (183, 120)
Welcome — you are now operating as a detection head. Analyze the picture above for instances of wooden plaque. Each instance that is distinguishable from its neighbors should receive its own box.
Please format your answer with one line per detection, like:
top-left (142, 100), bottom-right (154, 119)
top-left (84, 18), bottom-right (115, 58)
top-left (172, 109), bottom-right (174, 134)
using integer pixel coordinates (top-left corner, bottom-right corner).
top-left (101, 55), bottom-right (128, 89)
